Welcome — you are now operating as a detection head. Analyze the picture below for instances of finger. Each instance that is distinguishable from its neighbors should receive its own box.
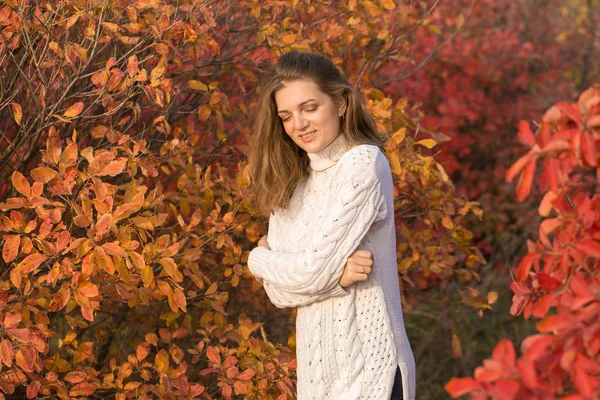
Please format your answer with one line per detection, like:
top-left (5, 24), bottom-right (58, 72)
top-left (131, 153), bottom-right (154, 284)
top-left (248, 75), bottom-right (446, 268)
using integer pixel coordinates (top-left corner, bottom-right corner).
top-left (355, 265), bottom-right (372, 275)
top-left (352, 250), bottom-right (372, 258)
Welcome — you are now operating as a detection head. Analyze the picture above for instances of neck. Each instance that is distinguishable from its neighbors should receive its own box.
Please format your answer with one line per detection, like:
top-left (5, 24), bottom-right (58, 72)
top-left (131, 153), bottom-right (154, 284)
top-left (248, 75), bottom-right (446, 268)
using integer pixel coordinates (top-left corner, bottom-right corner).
top-left (307, 134), bottom-right (348, 171)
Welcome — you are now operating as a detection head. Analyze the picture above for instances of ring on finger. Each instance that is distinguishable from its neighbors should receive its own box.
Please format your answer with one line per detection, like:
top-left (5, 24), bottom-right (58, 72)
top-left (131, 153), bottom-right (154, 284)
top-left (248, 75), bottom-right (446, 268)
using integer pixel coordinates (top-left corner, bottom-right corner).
top-left (362, 266), bottom-right (366, 274)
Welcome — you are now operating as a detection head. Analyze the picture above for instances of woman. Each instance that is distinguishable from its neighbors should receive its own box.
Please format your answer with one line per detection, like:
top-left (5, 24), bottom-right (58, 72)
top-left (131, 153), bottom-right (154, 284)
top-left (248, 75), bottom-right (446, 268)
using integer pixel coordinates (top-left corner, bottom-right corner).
top-left (247, 51), bottom-right (415, 400)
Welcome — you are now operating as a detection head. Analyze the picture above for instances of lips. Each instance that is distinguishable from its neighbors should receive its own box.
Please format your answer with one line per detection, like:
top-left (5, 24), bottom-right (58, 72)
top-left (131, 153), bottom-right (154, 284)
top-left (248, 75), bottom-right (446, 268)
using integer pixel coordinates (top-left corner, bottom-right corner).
top-left (298, 131), bottom-right (316, 142)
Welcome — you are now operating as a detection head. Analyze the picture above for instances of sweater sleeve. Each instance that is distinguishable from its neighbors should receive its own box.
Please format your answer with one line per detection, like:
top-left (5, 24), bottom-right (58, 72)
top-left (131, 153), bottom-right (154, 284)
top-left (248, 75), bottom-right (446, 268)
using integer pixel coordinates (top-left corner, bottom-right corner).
top-left (261, 279), bottom-right (349, 308)
top-left (247, 149), bottom-right (387, 294)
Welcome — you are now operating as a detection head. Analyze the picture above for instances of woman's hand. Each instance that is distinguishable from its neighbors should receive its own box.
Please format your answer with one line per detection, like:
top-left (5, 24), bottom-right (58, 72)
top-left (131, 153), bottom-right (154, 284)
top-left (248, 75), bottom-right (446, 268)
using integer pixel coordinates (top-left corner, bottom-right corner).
top-left (258, 235), bottom-right (269, 249)
top-left (339, 250), bottom-right (373, 288)
top-left (252, 236), bottom-right (270, 285)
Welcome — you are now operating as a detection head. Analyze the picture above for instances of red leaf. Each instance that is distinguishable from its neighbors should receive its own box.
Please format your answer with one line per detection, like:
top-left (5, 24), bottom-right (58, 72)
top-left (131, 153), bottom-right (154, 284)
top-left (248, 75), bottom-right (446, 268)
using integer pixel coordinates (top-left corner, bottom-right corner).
top-left (516, 158), bottom-right (537, 202)
top-left (536, 315), bottom-right (570, 334)
top-left (536, 272), bottom-right (561, 291)
top-left (517, 120), bottom-right (536, 146)
top-left (445, 377), bottom-right (481, 398)
top-left (575, 239), bottom-right (600, 258)
top-left (492, 339), bottom-right (516, 367)
top-left (580, 131), bottom-right (597, 167)
top-left (2, 235), bottom-right (20, 263)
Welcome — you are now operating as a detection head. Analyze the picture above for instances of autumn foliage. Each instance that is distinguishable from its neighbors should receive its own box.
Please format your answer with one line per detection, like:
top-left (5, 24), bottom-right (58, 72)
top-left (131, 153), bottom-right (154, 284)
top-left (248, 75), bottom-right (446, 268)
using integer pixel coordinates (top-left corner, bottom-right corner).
top-left (0, 0), bottom-right (489, 398)
top-left (446, 86), bottom-right (600, 399)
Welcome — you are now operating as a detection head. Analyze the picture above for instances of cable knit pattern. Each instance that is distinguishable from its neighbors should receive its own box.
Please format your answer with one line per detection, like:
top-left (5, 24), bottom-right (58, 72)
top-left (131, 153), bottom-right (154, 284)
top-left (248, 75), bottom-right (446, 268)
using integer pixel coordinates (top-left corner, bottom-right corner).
top-left (248, 134), bottom-right (416, 400)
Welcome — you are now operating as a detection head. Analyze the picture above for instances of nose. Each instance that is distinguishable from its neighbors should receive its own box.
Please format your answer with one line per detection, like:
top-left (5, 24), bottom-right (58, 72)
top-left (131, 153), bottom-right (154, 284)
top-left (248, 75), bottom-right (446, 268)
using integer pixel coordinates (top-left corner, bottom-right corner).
top-left (294, 113), bottom-right (309, 132)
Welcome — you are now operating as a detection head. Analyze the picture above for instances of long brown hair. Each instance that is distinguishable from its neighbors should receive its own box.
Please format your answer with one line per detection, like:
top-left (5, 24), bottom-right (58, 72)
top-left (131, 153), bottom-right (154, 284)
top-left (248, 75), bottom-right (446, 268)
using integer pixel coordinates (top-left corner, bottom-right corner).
top-left (248, 51), bottom-right (386, 216)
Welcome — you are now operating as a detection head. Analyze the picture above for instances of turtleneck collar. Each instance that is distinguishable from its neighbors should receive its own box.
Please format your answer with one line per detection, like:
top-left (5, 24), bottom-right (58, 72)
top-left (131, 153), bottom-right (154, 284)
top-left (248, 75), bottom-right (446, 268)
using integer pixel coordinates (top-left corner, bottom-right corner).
top-left (307, 134), bottom-right (348, 172)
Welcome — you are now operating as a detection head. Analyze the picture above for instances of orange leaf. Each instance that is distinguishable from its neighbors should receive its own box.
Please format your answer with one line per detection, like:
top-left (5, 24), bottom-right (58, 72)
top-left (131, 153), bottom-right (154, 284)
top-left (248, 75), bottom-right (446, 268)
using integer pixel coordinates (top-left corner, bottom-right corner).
top-left (95, 213), bottom-right (113, 238)
top-left (69, 382), bottom-right (96, 397)
top-left (0, 340), bottom-right (13, 367)
top-left (11, 103), bottom-right (22, 126)
top-left (78, 281), bottom-right (99, 298)
top-left (173, 287), bottom-right (187, 312)
top-left (12, 171), bottom-right (31, 198)
top-left (59, 142), bottom-right (78, 168)
top-left (98, 159), bottom-right (126, 177)
top-left (136, 342), bottom-right (150, 361)
top-left (15, 345), bottom-right (35, 372)
top-left (47, 288), bottom-right (71, 312)
top-left (63, 102), bottom-right (84, 118)
top-left (17, 253), bottom-right (46, 273)
top-left (2, 234), bottom-right (20, 263)
top-left (155, 349), bottom-right (169, 373)
top-left (505, 152), bottom-right (533, 183)
top-left (159, 257), bottom-right (178, 277)
top-left (102, 242), bottom-right (127, 257)
top-left (206, 346), bottom-right (221, 365)
top-left (26, 380), bottom-right (40, 399)
top-left (30, 167), bottom-right (59, 183)
top-left (539, 218), bottom-right (562, 248)
top-left (127, 55), bottom-right (139, 77)
top-left (64, 371), bottom-right (87, 384)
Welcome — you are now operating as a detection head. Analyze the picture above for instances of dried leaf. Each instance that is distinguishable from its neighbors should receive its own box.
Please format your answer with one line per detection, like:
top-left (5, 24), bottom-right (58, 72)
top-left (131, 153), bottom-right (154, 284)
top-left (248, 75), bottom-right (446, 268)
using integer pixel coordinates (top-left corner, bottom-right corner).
top-left (63, 102), bottom-right (85, 118)
top-left (11, 103), bottom-right (22, 125)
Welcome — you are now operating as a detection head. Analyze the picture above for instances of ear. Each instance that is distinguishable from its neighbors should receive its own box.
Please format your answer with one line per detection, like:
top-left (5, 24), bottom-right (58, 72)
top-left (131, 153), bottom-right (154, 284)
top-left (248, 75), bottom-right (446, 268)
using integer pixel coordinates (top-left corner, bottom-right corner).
top-left (336, 94), bottom-right (347, 117)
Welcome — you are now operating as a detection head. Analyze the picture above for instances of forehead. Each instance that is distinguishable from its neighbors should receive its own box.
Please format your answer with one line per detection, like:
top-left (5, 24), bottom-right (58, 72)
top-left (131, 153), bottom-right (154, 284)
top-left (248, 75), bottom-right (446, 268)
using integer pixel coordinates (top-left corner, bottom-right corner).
top-left (274, 79), bottom-right (330, 110)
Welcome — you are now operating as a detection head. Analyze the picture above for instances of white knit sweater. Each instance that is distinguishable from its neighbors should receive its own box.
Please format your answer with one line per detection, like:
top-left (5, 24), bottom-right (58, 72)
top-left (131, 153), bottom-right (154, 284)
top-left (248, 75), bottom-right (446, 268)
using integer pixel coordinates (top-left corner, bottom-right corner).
top-left (248, 134), bottom-right (416, 400)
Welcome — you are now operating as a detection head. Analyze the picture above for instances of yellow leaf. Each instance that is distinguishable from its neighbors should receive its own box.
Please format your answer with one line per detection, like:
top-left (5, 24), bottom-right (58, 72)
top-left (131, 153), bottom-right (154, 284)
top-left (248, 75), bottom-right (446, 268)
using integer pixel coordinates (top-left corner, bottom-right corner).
top-left (63, 102), bottom-right (84, 118)
top-left (388, 152), bottom-right (402, 175)
top-left (189, 80), bottom-right (208, 91)
top-left (487, 291), bottom-right (499, 305)
top-left (415, 139), bottom-right (437, 149)
top-left (379, 0), bottom-right (396, 10)
top-left (159, 258), bottom-right (178, 277)
top-left (155, 349), bottom-right (169, 373)
top-left (281, 33), bottom-right (296, 45)
top-left (11, 103), bottom-right (22, 126)
top-left (441, 215), bottom-right (454, 229)
top-left (141, 266), bottom-right (153, 288)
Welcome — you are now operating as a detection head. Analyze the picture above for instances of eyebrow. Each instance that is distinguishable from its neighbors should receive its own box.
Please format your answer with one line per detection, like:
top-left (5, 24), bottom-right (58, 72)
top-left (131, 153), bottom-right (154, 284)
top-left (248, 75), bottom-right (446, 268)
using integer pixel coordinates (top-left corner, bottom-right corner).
top-left (277, 99), bottom-right (318, 114)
